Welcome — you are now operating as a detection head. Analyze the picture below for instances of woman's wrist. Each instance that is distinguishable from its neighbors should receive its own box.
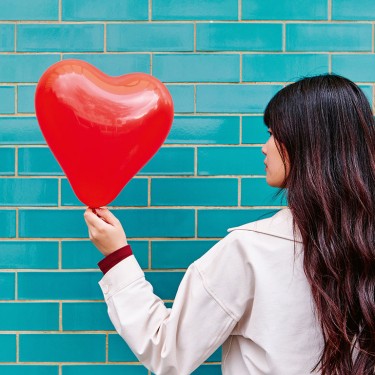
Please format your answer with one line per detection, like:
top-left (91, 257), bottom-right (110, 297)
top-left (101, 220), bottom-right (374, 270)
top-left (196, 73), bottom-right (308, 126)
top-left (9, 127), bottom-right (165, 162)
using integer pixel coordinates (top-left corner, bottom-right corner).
top-left (98, 244), bottom-right (133, 274)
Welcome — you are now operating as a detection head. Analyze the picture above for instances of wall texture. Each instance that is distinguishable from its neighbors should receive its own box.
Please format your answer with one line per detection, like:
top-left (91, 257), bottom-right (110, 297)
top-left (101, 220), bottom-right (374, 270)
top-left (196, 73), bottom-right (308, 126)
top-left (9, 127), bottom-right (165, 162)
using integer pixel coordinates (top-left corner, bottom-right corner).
top-left (0, 0), bottom-right (373, 374)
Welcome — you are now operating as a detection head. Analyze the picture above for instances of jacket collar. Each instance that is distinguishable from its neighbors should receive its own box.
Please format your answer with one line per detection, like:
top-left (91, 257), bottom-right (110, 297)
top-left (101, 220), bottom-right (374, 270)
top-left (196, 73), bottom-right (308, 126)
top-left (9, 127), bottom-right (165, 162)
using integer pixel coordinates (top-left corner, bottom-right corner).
top-left (227, 208), bottom-right (303, 243)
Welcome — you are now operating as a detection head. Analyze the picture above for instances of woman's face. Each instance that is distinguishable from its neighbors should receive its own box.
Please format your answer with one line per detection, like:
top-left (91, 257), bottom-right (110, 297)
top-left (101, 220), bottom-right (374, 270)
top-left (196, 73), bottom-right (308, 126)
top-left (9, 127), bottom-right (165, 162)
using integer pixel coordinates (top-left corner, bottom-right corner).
top-left (261, 129), bottom-right (289, 187)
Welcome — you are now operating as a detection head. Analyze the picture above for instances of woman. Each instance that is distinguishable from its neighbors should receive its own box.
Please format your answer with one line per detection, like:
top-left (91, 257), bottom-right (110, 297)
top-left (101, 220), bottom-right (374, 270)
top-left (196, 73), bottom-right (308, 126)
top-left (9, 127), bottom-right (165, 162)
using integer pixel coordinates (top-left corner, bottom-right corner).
top-left (84, 74), bottom-right (375, 374)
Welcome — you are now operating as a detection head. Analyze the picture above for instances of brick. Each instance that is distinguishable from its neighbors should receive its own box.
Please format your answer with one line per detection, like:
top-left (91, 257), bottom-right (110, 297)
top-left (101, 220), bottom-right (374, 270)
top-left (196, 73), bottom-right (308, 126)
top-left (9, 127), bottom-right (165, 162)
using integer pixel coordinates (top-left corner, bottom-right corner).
top-left (19, 334), bottom-right (105, 362)
top-left (62, 54), bottom-right (150, 76)
top-left (62, 365), bottom-right (147, 375)
top-left (0, 366), bottom-right (58, 375)
top-left (166, 85), bottom-right (194, 113)
top-left (18, 272), bottom-right (102, 300)
top-left (139, 147), bottom-right (194, 175)
top-left (198, 147), bottom-right (265, 175)
top-left (151, 178), bottom-right (238, 206)
top-left (0, 210), bottom-right (16, 238)
top-left (198, 209), bottom-right (276, 237)
top-left (242, 116), bottom-right (268, 144)
top-left (18, 148), bottom-right (61, 176)
top-left (151, 240), bottom-right (217, 269)
top-left (332, 0), bottom-right (375, 20)
top-left (241, 178), bottom-right (287, 206)
top-left (242, 0), bottom-right (327, 20)
top-left (61, 178), bottom-right (148, 207)
top-left (108, 334), bottom-right (139, 361)
top-left (17, 85), bottom-right (36, 114)
top-left (0, 273), bottom-right (15, 300)
top-left (0, 55), bottom-right (60, 83)
top-left (145, 271), bottom-right (184, 299)
top-left (0, 148), bottom-right (15, 175)
top-left (62, 303), bottom-right (114, 331)
top-left (196, 85), bottom-right (281, 113)
top-left (153, 54), bottom-right (239, 82)
top-left (243, 54), bottom-right (329, 82)
top-left (61, 240), bottom-right (148, 270)
top-left (286, 23), bottom-right (372, 52)
top-left (332, 55), bottom-right (375, 82)
top-left (107, 24), bottom-right (194, 52)
top-left (0, 241), bottom-right (58, 269)
top-left (0, 118), bottom-right (44, 145)
top-left (166, 116), bottom-right (240, 145)
top-left (152, 0), bottom-right (238, 20)
top-left (0, 87), bottom-right (15, 114)
top-left (0, 335), bottom-right (16, 362)
top-left (192, 365), bottom-right (221, 374)
top-left (0, 303), bottom-right (58, 330)
top-left (196, 23), bottom-right (282, 51)
top-left (62, 0), bottom-right (148, 21)
top-left (17, 24), bottom-right (104, 52)
top-left (0, 0), bottom-right (58, 20)
top-left (0, 24), bottom-right (14, 52)
top-left (0, 178), bottom-right (58, 206)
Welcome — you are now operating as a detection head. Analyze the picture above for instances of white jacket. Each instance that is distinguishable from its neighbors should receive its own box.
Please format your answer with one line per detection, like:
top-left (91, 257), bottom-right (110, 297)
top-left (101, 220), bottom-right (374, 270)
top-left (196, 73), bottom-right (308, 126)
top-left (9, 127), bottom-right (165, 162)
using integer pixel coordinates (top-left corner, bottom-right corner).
top-left (99, 208), bottom-right (324, 374)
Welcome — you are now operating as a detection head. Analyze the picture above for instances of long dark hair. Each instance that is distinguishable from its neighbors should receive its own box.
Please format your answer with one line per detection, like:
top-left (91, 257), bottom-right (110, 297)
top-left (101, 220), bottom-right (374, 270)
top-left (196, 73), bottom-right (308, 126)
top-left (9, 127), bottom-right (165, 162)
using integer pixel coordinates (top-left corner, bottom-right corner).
top-left (264, 74), bottom-right (375, 374)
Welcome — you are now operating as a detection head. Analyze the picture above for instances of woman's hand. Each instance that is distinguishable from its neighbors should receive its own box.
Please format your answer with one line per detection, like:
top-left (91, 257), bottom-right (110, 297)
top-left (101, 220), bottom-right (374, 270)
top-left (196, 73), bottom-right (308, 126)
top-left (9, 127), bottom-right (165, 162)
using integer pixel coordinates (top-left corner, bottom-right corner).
top-left (84, 207), bottom-right (128, 257)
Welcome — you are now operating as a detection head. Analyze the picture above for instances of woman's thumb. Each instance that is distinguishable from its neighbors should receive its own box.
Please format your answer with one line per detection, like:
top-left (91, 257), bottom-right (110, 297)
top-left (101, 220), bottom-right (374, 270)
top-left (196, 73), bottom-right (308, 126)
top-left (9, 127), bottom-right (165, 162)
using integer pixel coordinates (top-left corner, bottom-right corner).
top-left (95, 207), bottom-right (118, 226)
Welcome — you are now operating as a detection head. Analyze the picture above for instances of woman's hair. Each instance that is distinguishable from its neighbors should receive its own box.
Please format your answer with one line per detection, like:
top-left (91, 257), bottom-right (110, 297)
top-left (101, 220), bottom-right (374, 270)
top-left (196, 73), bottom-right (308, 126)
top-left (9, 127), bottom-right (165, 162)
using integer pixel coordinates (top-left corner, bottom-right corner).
top-left (264, 74), bottom-right (375, 374)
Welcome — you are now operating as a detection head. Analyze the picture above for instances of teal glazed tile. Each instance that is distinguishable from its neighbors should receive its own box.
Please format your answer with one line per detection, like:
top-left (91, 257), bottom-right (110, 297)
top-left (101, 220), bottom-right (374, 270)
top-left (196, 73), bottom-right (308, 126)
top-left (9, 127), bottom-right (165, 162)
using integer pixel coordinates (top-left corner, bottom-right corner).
top-left (18, 148), bottom-right (62, 176)
top-left (153, 54), bottom-right (239, 82)
top-left (0, 210), bottom-right (16, 238)
top-left (108, 334), bottom-right (139, 361)
top-left (196, 85), bottom-right (281, 113)
top-left (62, 0), bottom-right (148, 21)
top-left (192, 365), bottom-right (222, 374)
top-left (0, 178), bottom-right (58, 206)
top-left (198, 146), bottom-right (265, 175)
top-left (332, 55), bottom-right (375, 82)
top-left (332, 0), bottom-right (375, 20)
top-left (62, 365), bottom-right (147, 375)
top-left (196, 23), bottom-right (282, 51)
top-left (62, 302), bottom-right (114, 331)
top-left (243, 54), bottom-right (329, 82)
top-left (18, 272), bottom-right (102, 300)
top-left (0, 303), bottom-right (58, 330)
top-left (0, 148), bottom-right (15, 175)
top-left (151, 178), bottom-right (238, 206)
top-left (19, 209), bottom-right (86, 238)
top-left (286, 23), bottom-right (372, 52)
top-left (63, 54), bottom-right (150, 76)
top-left (0, 118), bottom-right (44, 145)
top-left (0, 335), bottom-right (16, 362)
top-left (198, 209), bottom-right (277, 237)
top-left (0, 24), bottom-right (14, 52)
top-left (61, 178), bottom-right (148, 206)
top-left (153, 0), bottom-right (238, 20)
top-left (242, 116), bottom-right (268, 144)
top-left (359, 85), bottom-right (373, 106)
top-left (0, 365), bottom-right (58, 375)
top-left (242, 0), bottom-right (327, 20)
top-left (242, 178), bottom-right (287, 206)
top-left (17, 24), bottom-right (104, 52)
top-left (139, 147), bottom-right (194, 175)
top-left (0, 241), bottom-right (58, 269)
top-left (151, 240), bottom-right (217, 269)
top-left (145, 271), bottom-right (184, 299)
top-left (62, 240), bottom-right (148, 269)
top-left (207, 347), bottom-right (222, 362)
top-left (0, 0), bottom-right (58, 20)
top-left (0, 273), bottom-right (15, 300)
top-left (0, 87), bottom-right (15, 114)
top-left (17, 85), bottom-right (36, 113)
top-left (0, 55), bottom-right (60, 83)
top-left (107, 24), bottom-right (194, 52)
top-left (115, 209), bottom-right (195, 238)
top-left (166, 85), bottom-right (194, 113)
top-left (19, 334), bottom-right (105, 362)
top-left (166, 116), bottom-right (240, 144)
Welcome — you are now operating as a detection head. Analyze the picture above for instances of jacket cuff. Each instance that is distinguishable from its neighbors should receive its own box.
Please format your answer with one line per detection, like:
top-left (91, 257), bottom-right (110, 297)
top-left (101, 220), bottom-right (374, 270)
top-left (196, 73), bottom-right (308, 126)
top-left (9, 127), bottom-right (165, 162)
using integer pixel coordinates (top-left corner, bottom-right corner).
top-left (98, 244), bottom-right (133, 275)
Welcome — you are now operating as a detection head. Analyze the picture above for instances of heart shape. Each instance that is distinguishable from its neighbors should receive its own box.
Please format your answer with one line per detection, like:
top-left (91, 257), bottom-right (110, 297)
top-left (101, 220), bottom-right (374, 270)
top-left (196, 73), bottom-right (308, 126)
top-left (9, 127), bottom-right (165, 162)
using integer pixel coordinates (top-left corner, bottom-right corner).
top-left (35, 59), bottom-right (174, 208)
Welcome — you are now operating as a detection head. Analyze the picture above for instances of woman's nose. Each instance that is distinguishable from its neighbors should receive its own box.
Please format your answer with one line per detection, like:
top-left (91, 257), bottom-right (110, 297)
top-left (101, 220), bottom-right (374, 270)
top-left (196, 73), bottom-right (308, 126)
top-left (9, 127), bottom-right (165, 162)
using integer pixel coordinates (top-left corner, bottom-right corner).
top-left (261, 144), bottom-right (267, 155)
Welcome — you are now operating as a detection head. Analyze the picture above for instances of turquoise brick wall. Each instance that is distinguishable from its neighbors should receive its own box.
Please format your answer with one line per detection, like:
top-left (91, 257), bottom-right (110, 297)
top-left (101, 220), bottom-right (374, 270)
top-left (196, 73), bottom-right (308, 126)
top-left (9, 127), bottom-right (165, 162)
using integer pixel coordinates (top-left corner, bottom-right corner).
top-left (0, 0), bottom-right (373, 374)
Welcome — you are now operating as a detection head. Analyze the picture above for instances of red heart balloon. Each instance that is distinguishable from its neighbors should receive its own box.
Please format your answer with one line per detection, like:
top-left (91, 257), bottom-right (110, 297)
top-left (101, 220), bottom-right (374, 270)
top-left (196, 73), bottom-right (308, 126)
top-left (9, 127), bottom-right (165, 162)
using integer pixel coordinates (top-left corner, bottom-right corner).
top-left (35, 59), bottom-right (174, 208)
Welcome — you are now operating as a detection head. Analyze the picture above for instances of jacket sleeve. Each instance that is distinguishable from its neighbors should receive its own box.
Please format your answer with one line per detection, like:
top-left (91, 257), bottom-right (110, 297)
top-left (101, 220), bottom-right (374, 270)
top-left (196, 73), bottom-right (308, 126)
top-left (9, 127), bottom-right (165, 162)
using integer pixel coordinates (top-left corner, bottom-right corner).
top-left (98, 231), bottom-right (254, 375)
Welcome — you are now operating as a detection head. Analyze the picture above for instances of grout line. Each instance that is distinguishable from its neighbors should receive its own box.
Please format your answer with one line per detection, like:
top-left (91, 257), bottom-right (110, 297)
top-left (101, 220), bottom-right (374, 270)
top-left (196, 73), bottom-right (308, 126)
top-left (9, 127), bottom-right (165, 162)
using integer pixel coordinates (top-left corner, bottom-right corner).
top-left (239, 53), bottom-right (243, 82)
top-left (195, 209), bottom-right (198, 238)
top-left (58, 240), bottom-right (62, 269)
top-left (282, 23), bottom-right (286, 52)
top-left (16, 333), bottom-right (19, 362)
top-left (238, 177), bottom-right (241, 207)
top-left (150, 53), bottom-right (153, 75)
top-left (14, 23), bottom-right (17, 52)
top-left (59, 0), bottom-right (62, 22)
top-left (328, 54), bottom-right (332, 73)
top-left (149, 0), bottom-right (152, 21)
top-left (328, 0), bottom-right (332, 21)
top-left (194, 22), bottom-right (197, 52)
top-left (238, 0), bottom-right (242, 21)
top-left (59, 302), bottom-right (63, 331)
top-left (372, 23), bottom-right (374, 53)
top-left (104, 23), bottom-right (107, 53)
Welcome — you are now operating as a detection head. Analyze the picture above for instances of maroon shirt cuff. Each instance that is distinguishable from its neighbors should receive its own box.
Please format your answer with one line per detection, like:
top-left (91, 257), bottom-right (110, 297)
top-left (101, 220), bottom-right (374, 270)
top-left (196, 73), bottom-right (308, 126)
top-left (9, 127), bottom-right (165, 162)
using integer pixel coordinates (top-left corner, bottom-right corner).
top-left (98, 244), bottom-right (133, 275)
